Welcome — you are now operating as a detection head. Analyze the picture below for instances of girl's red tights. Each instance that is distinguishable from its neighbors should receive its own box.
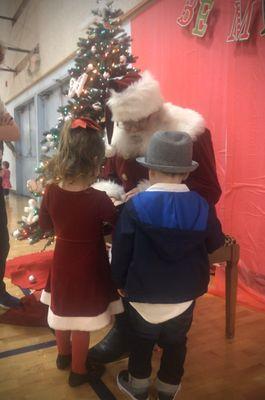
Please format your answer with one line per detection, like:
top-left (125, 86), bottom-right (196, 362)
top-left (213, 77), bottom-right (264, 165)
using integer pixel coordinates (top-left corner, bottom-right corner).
top-left (55, 330), bottom-right (90, 374)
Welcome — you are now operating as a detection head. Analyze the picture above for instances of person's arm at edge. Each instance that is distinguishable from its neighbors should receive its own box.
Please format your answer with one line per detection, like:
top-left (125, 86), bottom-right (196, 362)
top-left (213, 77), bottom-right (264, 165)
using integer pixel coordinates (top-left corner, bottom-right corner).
top-left (0, 118), bottom-right (20, 141)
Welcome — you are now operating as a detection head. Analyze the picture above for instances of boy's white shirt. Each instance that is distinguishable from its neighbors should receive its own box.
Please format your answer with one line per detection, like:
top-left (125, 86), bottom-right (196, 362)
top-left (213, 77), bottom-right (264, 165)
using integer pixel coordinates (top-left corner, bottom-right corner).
top-left (129, 183), bottom-right (193, 324)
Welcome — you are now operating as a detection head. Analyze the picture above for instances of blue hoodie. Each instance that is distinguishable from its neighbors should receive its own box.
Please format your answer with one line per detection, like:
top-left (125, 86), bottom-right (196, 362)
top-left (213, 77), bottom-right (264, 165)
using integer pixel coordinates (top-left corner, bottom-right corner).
top-left (111, 185), bottom-right (224, 303)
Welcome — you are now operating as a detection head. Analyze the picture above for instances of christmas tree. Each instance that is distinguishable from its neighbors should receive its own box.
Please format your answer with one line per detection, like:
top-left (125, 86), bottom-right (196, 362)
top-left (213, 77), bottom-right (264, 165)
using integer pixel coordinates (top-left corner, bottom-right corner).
top-left (13, 1), bottom-right (138, 245)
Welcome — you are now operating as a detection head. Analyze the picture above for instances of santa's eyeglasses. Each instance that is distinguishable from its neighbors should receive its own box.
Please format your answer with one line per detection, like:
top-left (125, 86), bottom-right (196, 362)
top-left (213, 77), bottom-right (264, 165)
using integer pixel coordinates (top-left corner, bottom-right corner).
top-left (118, 116), bottom-right (150, 131)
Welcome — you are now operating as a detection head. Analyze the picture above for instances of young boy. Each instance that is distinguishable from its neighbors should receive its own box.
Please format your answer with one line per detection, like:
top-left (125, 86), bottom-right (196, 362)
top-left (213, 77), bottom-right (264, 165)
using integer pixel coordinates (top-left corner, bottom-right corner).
top-left (111, 131), bottom-right (225, 400)
top-left (2, 161), bottom-right (11, 198)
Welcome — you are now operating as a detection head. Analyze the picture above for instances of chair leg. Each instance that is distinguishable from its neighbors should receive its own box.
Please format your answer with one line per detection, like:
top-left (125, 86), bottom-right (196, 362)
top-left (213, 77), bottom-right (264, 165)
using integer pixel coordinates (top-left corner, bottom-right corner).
top-left (225, 244), bottom-right (239, 339)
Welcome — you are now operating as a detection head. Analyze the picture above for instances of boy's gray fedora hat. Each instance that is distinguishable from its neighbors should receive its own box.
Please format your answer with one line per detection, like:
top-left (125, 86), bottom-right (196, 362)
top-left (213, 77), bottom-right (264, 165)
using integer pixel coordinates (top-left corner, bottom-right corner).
top-left (136, 131), bottom-right (199, 173)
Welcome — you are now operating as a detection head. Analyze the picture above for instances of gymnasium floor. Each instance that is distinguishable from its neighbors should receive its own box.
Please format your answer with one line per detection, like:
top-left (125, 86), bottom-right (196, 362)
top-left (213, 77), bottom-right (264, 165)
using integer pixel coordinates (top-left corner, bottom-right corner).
top-left (0, 194), bottom-right (265, 400)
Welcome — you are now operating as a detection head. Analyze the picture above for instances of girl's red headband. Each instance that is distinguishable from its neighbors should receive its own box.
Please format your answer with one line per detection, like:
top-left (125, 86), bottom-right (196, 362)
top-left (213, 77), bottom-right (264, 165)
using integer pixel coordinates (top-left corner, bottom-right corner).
top-left (71, 117), bottom-right (101, 132)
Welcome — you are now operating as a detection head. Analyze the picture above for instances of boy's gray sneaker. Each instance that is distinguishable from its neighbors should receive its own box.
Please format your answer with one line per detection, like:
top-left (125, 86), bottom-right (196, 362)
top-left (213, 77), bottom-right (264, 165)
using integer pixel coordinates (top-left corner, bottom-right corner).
top-left (156, 378), bottom-right (181, 400)
top-left (117, 370), bottom-right (150, 400)
top-left (158, 388), bottom-right (180, 400)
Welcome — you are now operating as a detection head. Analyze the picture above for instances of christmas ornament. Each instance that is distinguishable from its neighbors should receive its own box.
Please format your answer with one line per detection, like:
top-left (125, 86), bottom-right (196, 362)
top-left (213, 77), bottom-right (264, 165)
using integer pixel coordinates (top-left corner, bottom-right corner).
top-left (67, 73), bottom-right (89, 98)
top-left (41, 145), bottom-right (49, 153)
top-left (87, 63), bottom-right (94, 71)
top-left (68, 77), bottom-right (77, 98)
top-left (28, 275), bottom-right (36, 283)
top-left (120, 55), bottom-right (127, 65)
top-left (13, 229), bottom-right (21, 239)
top-left (104, 21), bottom-right (112, 29)
top-left (92, 102), bottom-right (102, 111)
top-left (48, 141), bottom-right (55, 148)
top-left (27, 179), bottom-right (43, 194)
top-left (21, 199), bottom-right (39, 225)
top-left (103, 71), bottom-right (110, 79)
top-left (76, 73), bottom-right (89, 97)
top-left (91, 45), bottom-right (97, 53)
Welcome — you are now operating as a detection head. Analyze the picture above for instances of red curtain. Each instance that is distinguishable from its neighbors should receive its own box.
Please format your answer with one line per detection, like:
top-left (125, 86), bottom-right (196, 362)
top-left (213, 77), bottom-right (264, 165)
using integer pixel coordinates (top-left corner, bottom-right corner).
top-left (131, 0), bottom-right (265, 310)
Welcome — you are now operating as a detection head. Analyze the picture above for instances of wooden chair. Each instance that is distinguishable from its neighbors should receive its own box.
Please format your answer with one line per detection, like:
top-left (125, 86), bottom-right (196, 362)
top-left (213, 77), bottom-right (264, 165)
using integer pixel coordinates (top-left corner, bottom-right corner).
top-left (208, 241), bottom-right (240, 339)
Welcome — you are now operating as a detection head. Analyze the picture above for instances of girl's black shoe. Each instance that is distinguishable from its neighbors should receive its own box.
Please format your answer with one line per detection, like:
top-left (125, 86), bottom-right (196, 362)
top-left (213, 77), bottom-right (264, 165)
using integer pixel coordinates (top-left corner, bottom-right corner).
top-left (68, 363), bottom-right (105, 387)
top-left (56, 354), bottom-right (72, 370)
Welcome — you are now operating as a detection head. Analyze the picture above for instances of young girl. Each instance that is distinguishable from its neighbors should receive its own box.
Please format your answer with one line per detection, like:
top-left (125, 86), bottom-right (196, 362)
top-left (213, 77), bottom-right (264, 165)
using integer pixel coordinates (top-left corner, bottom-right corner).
top-left (39, 117), bottom-right (123, 387)
top-left (2, 161), bottom-right (11, 198)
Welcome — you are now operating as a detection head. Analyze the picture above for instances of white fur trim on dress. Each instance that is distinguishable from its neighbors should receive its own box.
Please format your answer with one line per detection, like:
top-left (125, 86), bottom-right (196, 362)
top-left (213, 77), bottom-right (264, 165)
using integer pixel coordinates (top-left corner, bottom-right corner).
top-left (107, 71), bottom-right (164, 122)
top-left (47, 299), bottom-right (124, 331)
top-left (40, 290), bottom-right (51, 305)
top-left (92, 180), bottom-right (125, 200)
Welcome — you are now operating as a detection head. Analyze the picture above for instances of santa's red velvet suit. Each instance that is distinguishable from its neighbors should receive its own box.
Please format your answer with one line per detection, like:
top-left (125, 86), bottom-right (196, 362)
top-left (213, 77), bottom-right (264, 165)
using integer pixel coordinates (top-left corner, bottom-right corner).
top-left (89, 71), bottom-right (222, 364)
top-left (102, 123), bottom-right (220, 205)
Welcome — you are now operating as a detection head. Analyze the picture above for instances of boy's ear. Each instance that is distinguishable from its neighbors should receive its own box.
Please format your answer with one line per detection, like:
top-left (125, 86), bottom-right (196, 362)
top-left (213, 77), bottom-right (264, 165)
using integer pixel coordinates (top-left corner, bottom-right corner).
top-left (149, 168), bottom-right (158, 180)
top-left (148, 169), bottom-right (154, 179)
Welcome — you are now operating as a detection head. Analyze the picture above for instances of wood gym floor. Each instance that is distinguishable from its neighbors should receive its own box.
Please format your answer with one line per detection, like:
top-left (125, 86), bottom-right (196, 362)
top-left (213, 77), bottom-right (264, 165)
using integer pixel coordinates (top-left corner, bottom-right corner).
top-left (0, 194), bottom-right (265, 400)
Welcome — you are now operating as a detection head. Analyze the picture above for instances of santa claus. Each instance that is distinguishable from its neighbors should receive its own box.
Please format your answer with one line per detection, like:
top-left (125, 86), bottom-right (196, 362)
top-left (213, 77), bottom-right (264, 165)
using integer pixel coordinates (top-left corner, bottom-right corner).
top-left (89, 71), bottom-right (221, 363)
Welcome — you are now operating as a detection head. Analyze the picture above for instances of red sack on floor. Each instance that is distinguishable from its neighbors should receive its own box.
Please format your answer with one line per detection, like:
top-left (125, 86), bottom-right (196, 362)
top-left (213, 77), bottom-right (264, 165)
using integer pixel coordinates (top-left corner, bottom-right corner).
top-left (5, 251), bottom-right (53, 290)
top-left (0, 292), bottom-right (48, 327)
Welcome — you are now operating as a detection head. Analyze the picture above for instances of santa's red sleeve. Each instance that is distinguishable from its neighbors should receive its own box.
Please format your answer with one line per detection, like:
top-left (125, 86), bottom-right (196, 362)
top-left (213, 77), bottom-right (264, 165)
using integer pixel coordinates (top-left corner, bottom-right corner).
top-left (101, 156), bottom-right (122, 186)
top-left (186, 129), bottom-right (221, 205)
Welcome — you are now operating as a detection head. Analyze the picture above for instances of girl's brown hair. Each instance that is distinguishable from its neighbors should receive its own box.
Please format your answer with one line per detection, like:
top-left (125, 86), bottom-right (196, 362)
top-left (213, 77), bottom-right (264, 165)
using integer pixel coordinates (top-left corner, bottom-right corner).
top-left (49, 119), bottom-right (105, 183)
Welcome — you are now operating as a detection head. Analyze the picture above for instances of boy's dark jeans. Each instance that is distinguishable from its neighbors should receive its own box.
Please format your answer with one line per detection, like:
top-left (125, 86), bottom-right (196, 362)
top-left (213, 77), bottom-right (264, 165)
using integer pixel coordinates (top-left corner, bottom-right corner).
top-left (127, 301), bottom-right (195, 385)
top-left (0, 188), bottom-right (9, 294)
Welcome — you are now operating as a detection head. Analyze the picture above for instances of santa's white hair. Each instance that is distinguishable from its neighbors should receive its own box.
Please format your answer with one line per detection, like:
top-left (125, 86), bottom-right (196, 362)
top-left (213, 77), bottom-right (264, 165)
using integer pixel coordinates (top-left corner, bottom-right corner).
top-left (107, 71), bottom-right (164, 122)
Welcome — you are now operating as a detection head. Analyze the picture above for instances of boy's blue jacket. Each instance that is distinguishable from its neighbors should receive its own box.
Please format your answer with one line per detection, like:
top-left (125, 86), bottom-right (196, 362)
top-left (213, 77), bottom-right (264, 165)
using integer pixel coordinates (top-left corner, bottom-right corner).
top-left (111, 188), bottom-right (225, 303)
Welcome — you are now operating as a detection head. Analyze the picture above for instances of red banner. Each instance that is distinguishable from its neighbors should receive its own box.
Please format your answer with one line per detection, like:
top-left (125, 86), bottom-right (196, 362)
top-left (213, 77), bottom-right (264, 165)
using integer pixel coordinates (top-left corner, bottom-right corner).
top-left (131, 0), bottom-right (265, 310)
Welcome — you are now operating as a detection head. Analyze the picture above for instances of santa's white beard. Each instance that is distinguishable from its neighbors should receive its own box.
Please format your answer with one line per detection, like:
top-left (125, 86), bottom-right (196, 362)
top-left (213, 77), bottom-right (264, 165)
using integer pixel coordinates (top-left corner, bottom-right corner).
top-left (114, 127), bottom-right (155, 159)
top-left (109, 103), bottom-right (205, 160)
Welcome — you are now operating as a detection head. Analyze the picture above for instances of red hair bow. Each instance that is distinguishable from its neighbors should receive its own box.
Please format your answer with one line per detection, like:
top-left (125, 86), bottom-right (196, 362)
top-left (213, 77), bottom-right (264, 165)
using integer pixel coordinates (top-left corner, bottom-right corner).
top-left (71, 117), bottom-right (101, 132)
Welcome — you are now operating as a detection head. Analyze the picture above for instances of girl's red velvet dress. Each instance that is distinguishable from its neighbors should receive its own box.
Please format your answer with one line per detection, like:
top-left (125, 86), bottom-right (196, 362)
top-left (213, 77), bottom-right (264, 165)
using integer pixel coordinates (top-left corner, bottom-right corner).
top-left (39, 184), bottom-right (123, 331)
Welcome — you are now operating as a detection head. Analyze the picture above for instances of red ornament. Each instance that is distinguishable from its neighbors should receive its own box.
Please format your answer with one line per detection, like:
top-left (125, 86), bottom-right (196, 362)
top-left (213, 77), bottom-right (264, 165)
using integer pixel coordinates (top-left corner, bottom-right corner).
top-left (104, 22), bottom-right (112, 29)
